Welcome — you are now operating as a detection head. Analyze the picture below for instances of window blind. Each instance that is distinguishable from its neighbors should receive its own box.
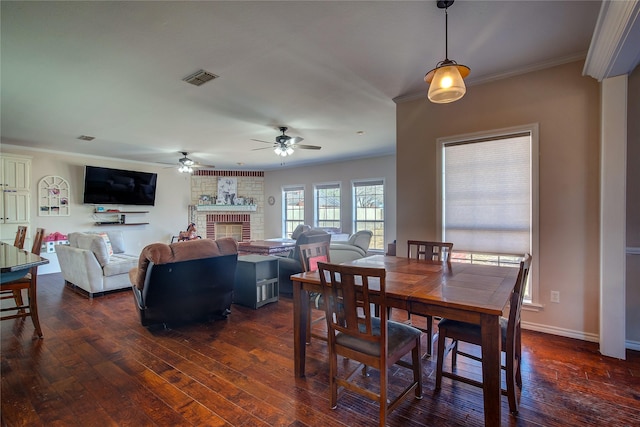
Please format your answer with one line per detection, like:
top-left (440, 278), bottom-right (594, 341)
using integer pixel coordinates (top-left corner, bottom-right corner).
top-left (443, 134), bottom-right (531, 255)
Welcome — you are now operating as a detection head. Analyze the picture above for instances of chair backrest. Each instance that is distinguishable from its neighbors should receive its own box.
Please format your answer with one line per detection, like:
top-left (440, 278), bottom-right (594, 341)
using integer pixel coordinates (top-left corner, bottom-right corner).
top-left (14, 226), bottom-right (27, 249)
top-left (299, 240), bottom-right (331, 272)
top-left (407, 240), bottom-right (453, 265)
top-left (30, 228), bottom-right (46, 255)
top-left (507, 253), bottom-right (532, 337)
top-left (318, 262), bottom-right (387, 352)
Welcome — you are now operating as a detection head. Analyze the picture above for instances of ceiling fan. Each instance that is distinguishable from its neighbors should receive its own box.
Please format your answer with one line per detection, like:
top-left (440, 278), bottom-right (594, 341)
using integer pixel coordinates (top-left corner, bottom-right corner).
top-left (174, 152), bottom-right (215, 173)
top-left (251, 127), bottom-right (321, 157)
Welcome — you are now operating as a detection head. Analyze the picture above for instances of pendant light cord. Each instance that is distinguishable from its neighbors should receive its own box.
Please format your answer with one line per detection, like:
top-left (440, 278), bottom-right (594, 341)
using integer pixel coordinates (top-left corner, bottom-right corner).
top-left (444, 6), bottom-right (449, 61)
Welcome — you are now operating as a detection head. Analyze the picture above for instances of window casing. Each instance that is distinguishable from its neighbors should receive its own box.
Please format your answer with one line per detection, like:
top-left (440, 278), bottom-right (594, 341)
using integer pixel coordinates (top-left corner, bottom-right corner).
top-left (352, 179), bottom-right (384, 251)
top-left (314, 183), bottom-right (341, 230)
top-left (283, 186), bottom-right (305, 239)
top-left (436, 124), bottom-right (539, 304)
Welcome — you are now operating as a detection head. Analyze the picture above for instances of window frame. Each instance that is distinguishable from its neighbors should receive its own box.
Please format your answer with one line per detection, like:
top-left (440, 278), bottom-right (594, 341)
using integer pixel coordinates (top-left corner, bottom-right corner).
top-left (435, 124), bottom-right (540, 306)
top-left (314, 182), bottom-right (341, 231)
top-left (352, 178), bottom-right (385, 252)
top-left (282, 185), bottom-right (305, 239)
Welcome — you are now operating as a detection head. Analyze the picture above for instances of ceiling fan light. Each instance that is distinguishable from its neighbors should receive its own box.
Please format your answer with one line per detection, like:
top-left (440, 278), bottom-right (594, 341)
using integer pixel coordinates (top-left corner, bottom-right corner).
top-left (274, 146), bottom-right (282, 155)
top-left (182, 158), bottom-right (194, 166)
top-left (178, 165), bottom-right (193, 173)
top-left (426, 63), bottom-right (468, 103)
top-left (286, 147), bottom-right (294, 155)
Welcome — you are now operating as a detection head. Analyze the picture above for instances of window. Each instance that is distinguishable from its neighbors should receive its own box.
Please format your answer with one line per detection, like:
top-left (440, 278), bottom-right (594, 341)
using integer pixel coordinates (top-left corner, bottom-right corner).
top-left (437, 124), bottom-right (539, 304)
top-left (315, 183), bottom-right (341, 230)
top-left (353, 179), bottom-right (384, 251)
top-left (283, 186), bottom-right (305, 238)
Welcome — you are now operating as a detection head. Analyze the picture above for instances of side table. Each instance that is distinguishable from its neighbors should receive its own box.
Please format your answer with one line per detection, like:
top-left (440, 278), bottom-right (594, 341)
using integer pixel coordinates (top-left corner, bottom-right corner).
top-left (234, 255), bottom-right (279, 309)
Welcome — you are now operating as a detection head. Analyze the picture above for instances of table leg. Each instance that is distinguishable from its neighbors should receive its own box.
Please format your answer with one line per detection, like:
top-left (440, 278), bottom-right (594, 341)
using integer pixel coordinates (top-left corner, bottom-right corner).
top-left (480, 313), bottom-right (502, 426)
top-left (293, 279), bottom-right (309, 377)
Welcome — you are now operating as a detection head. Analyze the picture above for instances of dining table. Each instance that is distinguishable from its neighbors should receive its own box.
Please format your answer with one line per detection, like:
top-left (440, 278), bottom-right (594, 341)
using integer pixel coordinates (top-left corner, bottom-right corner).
top-left (0, 242), bottom-right (50, 283)
top-left (290, 254), bottom-right (520, 427)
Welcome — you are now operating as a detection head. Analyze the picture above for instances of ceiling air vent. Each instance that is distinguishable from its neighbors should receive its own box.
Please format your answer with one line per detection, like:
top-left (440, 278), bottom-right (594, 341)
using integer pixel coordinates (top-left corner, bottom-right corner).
top-left (77, 135), bottom-right (95, 141)
top-left (182, 69), bottom-right (219, 86)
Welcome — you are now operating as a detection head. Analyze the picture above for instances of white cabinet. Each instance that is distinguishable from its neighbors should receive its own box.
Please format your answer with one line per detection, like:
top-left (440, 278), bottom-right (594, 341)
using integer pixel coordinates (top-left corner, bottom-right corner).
top-left (1, 155), bottom-right (31, 223)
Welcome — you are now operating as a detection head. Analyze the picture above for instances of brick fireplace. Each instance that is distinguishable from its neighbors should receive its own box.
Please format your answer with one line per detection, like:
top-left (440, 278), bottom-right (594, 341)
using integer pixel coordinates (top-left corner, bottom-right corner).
top-left (205, 213), bottom-right (251, 241)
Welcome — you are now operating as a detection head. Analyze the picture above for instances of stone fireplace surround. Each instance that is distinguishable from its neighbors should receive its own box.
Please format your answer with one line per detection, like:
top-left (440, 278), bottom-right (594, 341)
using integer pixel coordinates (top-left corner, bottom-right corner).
top-left (191, 170), bottom-right (265, 242)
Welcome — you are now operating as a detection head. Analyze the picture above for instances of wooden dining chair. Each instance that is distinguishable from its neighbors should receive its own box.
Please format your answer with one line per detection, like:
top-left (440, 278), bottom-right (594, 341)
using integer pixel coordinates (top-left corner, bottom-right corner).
top-left (318, 262), bottom-right (422, 427)
top-left (299, 240), bottom-right (331, 344)
top-left (435, 253), bottom-right (532, 415)
top-left (13, 225), bottom-right (28, 249)
top-left (404, 240), bottom-right (454, 358)
top-left (1, 228), bottom-right (46, 338)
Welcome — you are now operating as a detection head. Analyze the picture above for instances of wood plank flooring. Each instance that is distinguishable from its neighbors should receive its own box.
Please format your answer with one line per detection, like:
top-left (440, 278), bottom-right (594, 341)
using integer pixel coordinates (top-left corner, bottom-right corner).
top-left (2, 273), bottom-right (639, 426)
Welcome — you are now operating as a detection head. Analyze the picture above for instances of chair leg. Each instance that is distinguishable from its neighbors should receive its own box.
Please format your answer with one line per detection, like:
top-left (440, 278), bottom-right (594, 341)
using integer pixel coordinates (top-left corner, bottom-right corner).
top-left (413, 337), bottom-right (423, 398)
top-left (13, 290), bottom-right (24, 308)
top-left (506, 344), bottom-right (518, 414)
top-left (329, 349), bottom-right (338, 409)
top-left (379, 361), bottom-right (388, 427)
top-left (29, 281), bottom-right (43, 338)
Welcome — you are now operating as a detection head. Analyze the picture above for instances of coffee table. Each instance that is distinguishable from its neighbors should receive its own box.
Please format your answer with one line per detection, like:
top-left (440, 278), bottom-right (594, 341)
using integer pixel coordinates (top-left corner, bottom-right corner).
top-left (237, 240), bottom-right (295, 256)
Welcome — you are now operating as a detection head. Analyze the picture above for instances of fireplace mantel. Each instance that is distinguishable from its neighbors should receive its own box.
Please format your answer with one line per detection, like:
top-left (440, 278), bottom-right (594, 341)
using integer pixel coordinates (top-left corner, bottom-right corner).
top-left (195, 205), bottom-right (257, 212)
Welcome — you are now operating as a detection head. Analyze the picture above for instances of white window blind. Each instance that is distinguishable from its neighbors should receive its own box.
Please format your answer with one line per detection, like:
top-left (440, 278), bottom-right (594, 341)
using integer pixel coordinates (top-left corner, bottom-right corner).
top-left (443, 133), bottom-right (531, 255)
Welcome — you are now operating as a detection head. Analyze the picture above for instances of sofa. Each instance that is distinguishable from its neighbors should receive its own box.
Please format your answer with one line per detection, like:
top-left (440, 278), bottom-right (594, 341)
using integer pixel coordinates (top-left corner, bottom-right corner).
top-left (278, 229), bottom-right (332, 295)
top-left (129, 237), bottom-right (238, 327)
top-left (329, 230), bottom-right (373, 264)
top-left (56, 231), bottom-right (138, 297)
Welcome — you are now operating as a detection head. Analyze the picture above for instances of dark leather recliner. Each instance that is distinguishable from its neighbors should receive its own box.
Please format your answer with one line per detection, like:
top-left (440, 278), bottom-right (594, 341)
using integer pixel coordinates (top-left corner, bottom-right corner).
top-left (278, 229), bottom-right (331, 295)
top-left (129, 238), bottom-right (238, 327)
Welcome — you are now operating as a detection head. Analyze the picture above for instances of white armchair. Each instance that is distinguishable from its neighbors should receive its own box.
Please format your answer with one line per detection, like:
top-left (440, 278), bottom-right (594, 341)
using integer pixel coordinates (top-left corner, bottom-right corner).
top-left (56, 231), bottom-right (138, 297)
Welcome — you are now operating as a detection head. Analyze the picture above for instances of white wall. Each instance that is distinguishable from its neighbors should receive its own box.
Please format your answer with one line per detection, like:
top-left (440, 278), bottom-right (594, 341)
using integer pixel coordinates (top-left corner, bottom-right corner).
top-left (0, 144), bottom-right (191, 255)
top-left (263, 155), bottom-right (396, 244)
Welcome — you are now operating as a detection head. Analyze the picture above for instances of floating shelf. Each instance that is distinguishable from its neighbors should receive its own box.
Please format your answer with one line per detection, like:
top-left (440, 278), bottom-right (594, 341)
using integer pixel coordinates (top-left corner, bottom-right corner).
top-left (93, 210), bottom-right (149, 226)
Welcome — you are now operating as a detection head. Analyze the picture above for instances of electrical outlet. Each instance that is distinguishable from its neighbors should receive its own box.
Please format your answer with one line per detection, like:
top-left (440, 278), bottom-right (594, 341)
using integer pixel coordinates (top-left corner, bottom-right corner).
top-left (550, 291), bottom-right (560, 303)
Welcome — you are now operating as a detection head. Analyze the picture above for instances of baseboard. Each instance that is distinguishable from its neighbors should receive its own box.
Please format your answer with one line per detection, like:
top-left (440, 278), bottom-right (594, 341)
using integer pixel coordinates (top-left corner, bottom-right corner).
top-left (522, 321), bottom-right (640, 351)
top-left (522, 321), bottom-right (599, 343)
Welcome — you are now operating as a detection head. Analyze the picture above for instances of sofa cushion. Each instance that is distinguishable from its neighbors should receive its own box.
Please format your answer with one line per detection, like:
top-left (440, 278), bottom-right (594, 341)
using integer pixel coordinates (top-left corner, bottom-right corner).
top-left (103, 253), bottom-right (138, 277)
top-left (107, 231), bottom-right (126, 254)
top-left (76, 233), bottom-right (111, 267)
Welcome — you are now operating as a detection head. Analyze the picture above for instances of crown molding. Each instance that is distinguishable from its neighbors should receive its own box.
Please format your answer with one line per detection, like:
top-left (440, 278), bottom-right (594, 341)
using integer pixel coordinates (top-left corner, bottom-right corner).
top-left (583, 0), bottom-right (640, 81)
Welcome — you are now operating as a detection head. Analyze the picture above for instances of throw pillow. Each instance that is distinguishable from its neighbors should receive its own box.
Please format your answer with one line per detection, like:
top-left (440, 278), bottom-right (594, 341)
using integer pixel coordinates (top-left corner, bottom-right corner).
top-left (98, 232), bottom-right (114, 256)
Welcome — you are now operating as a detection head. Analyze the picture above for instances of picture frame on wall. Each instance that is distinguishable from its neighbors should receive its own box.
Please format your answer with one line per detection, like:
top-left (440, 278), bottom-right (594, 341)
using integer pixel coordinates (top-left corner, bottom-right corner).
top-left (217, 177), bottom-right (237, 205)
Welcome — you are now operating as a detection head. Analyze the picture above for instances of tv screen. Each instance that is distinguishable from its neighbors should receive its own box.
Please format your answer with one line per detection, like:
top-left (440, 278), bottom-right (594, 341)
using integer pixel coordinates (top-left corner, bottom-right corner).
top-left (83, 166), bottom-right (157, 206)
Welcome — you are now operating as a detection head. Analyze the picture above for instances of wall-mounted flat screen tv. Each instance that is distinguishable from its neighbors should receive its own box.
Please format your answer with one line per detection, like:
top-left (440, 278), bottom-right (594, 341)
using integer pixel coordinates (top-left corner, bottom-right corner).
top-left (83, 165), bottom-right (157, 206)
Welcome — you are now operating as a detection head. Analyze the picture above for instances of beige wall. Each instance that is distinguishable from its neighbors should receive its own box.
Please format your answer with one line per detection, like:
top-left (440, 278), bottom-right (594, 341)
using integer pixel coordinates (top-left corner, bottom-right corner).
top-left (0, 144), bottom-right (191, 255)
top-left (627, 65), bottom-right (640, 343)
top-left (263, 155), bottom-right (396, 244)
top-left (396, 60), bottom-right (601, 338)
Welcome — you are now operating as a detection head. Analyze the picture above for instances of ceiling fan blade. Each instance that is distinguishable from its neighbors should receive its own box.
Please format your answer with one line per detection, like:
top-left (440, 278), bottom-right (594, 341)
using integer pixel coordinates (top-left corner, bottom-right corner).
top-left (250, 138), bottom-right (275, 144)
top-left (296, 144), bottom-right (322, 150)
top-left (251, 146), bottom-right (275, 151)
top-left (289, 136), bottom-right (304, 144)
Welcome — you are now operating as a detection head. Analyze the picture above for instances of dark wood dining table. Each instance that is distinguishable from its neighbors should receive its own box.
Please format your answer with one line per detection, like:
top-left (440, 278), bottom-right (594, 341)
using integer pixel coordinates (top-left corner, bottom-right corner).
top-left (290, 255), bottom-right (519, 427)
top-left (0, 242), bottom-right (49, 283)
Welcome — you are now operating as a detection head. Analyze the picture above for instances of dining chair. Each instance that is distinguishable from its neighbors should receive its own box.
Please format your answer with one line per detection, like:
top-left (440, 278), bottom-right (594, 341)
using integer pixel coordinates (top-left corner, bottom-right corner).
top-left (1, 228), bottom-right (46, 338)
top-left (299, 240), bottom-right (331, 344)
top-left (318, 262), bottom-right (422, 427)
top-left (404, 240), bottom-right (454, 358)
top-left (435, 253), bottom-right (532, 415)
top-left (13, 225), bottom-right (28, 249)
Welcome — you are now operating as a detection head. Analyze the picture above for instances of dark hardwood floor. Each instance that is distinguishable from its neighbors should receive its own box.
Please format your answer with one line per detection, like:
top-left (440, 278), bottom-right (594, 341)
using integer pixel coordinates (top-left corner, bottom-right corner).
top-left (2, 273), bottom-right (639, 426)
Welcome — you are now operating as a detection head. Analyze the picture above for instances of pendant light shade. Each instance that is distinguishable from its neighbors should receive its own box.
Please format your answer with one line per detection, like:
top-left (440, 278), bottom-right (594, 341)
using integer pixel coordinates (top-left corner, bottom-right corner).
top-left (425, 0), bottom-right (470, 104)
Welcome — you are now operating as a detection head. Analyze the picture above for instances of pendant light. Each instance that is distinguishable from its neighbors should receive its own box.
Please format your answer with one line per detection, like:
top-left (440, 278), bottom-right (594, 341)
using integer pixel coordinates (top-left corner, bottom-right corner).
top-left (425, 0), bottom-right (470, 104)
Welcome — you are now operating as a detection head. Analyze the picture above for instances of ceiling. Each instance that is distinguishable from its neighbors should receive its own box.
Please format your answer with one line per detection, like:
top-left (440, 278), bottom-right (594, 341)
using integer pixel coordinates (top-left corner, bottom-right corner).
top-left (1, 1), bottom-right (604, 171)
